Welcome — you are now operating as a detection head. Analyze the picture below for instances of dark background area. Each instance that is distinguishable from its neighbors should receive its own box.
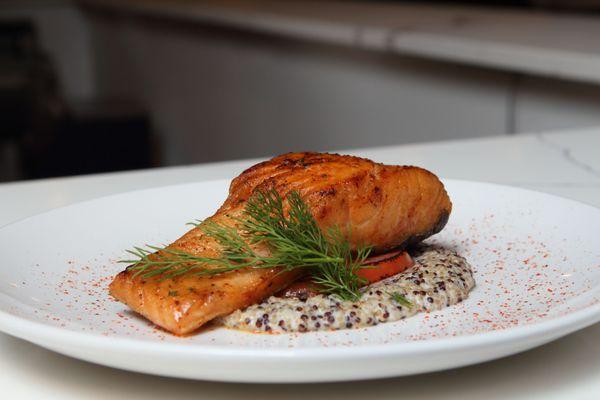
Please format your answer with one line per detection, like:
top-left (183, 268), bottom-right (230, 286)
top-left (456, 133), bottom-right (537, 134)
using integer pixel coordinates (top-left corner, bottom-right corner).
top-left (366, 0), bottom-right (600, 11)
top-left (0, 17), bottom-right (155, 181)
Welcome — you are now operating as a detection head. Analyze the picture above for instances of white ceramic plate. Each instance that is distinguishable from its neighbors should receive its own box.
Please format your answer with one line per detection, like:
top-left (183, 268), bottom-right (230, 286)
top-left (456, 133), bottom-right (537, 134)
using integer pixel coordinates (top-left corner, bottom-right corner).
top-left (0, 179), bottom-right (598, 383)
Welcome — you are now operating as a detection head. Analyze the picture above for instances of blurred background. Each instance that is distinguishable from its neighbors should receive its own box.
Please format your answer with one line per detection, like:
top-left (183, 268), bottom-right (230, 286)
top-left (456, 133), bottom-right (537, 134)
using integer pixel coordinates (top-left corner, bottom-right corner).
top-left (2, 0), bottom-right (600, 182)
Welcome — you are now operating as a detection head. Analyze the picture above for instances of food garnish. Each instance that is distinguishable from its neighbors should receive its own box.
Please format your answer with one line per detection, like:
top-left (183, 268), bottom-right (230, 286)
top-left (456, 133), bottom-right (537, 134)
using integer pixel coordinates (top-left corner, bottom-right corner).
top-left (357, 251), bottom-right (414, 284)
top-left (121, 188), bottom-right (373, 301)
top-left (388, 292), bottom-right (412, 308)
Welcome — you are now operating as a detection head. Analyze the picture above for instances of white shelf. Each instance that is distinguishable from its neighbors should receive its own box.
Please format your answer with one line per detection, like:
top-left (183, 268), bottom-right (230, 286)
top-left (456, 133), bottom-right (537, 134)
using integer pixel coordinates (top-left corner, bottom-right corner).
top-left (81, 0), bottom-right (600, 84)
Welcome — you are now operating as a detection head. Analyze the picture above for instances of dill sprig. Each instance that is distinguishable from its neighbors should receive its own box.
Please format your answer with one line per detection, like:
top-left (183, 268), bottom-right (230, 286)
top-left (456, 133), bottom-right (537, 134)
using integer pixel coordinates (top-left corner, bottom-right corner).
top-left (388, 292), bottom-right (412, 307)
top-left (120, 188), bottom-right (373, 301)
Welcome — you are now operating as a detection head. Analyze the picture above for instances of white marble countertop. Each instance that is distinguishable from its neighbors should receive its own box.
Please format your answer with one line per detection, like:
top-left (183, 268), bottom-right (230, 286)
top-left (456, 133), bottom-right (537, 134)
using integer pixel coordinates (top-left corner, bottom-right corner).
top-left (1, 127), bottom-right (600, 399)
top-left (81, 0), bottom-right (600, 84)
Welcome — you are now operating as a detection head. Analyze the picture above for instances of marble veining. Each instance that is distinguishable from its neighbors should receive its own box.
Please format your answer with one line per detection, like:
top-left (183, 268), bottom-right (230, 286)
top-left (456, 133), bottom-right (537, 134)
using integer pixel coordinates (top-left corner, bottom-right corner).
top-left (536, 133), bottom-right (600, 180)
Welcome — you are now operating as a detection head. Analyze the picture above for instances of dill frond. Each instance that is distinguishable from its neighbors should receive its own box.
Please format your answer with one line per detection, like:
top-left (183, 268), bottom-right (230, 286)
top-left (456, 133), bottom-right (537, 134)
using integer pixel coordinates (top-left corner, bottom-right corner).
top-left (121, 188), bottom-right (372, 301)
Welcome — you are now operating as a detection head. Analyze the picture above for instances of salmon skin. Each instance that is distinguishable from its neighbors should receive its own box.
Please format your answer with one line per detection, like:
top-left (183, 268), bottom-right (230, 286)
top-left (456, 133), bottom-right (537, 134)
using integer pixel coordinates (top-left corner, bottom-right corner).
top-left (109, 152), bottom-right (452, 335)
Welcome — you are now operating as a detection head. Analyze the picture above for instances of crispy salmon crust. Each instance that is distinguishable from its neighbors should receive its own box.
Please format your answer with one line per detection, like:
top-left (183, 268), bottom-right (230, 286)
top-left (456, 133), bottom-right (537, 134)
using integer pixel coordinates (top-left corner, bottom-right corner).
top-left (109, 152), bottom-right (452, 335)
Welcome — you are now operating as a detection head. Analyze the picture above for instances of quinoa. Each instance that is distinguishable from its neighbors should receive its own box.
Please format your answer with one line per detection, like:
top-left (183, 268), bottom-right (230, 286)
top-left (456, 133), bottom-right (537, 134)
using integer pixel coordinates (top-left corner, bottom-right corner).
top-left (219, 245), bottom-right (475, 333)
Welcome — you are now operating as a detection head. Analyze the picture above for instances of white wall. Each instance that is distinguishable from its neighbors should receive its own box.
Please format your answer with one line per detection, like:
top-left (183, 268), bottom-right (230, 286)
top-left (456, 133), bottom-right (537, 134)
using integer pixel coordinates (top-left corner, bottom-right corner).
top-left (3, 2), bottom-right (600, 169)
top-left (88, 13), bottom-right (512, 165)
top-left (514, 76), bottom-right (600, 133)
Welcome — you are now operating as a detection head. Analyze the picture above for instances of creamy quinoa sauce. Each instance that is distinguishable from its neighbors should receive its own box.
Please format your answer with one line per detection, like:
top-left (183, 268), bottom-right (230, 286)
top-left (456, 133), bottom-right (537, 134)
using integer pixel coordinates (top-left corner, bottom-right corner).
top-left (220, 246), bottom-right (475, 333)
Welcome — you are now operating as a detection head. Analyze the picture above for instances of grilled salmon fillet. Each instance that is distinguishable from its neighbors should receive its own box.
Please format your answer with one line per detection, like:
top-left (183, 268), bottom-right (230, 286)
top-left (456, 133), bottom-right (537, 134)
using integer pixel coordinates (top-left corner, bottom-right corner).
top-left (110, 152), bottom-right (452, 335)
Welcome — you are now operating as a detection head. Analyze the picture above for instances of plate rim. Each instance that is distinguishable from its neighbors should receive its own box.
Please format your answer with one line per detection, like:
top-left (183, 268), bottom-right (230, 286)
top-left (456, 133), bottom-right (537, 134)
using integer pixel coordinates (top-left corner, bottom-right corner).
top-left (0, 178), bottom-right (599, 360)
top-left (0, 291), bottom-right (598, 360)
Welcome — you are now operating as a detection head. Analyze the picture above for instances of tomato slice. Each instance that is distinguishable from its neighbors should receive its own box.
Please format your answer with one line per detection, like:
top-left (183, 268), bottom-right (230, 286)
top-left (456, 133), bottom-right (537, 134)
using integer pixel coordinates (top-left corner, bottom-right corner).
top-left (356, 251), bottom-right (414, 284)
top-left (276, 250), bottom-right (414, 298)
